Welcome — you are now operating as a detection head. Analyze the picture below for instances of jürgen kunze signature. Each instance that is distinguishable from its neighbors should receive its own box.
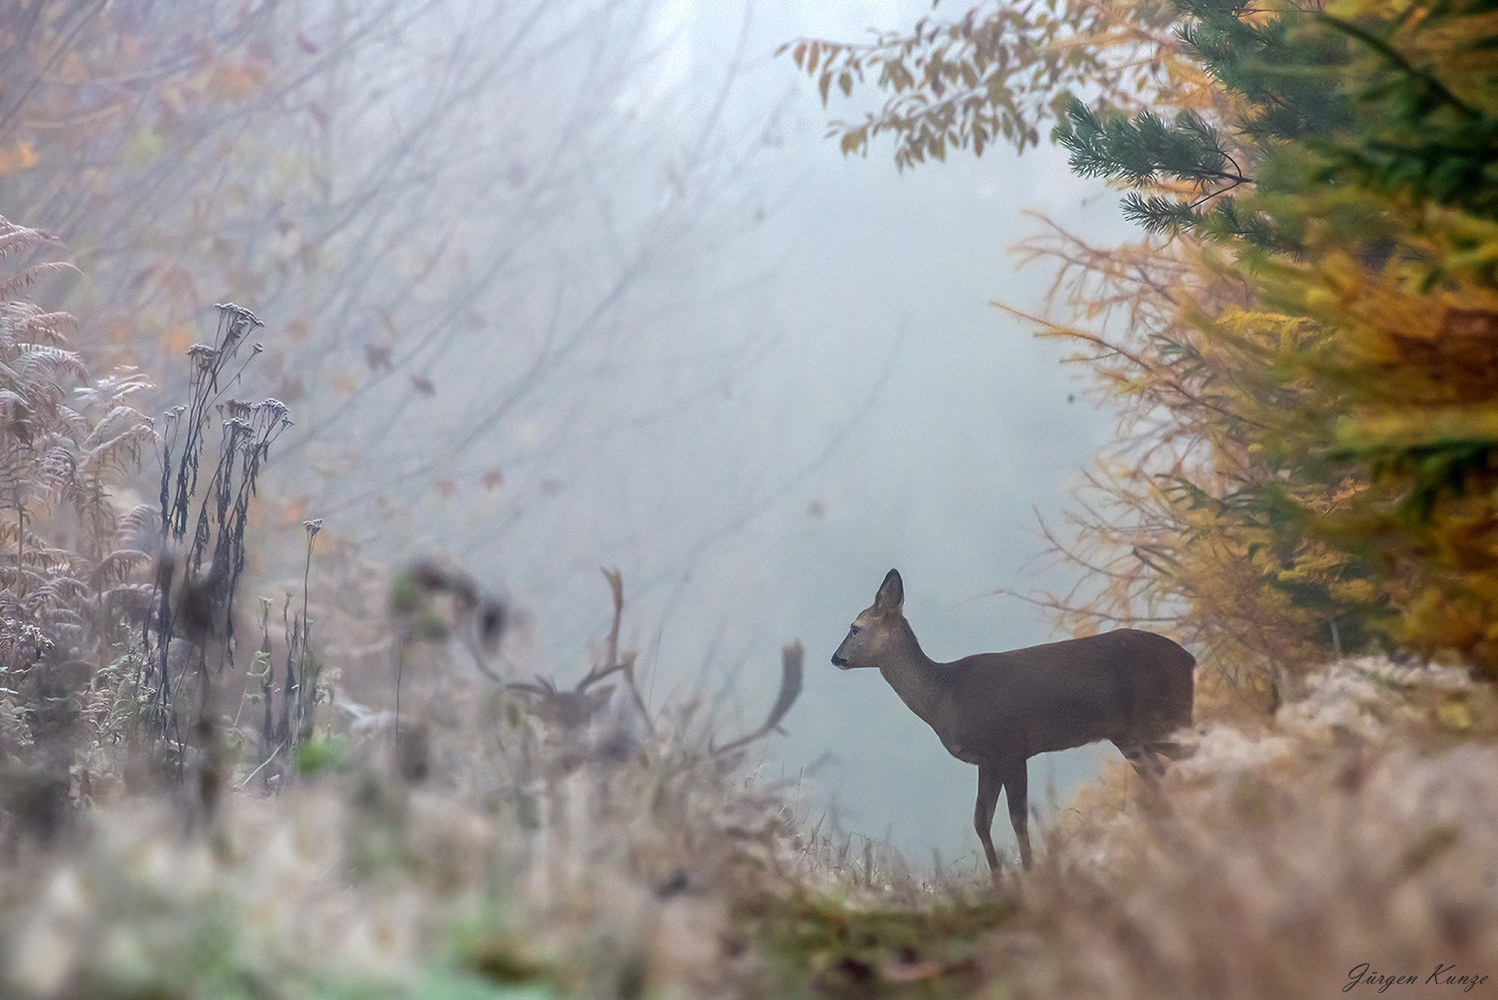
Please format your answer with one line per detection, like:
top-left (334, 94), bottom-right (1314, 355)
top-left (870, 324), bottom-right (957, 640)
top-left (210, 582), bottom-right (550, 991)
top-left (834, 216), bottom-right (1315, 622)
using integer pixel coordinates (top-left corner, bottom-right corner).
top-left (1345, 963), bottom-right (1489, 993)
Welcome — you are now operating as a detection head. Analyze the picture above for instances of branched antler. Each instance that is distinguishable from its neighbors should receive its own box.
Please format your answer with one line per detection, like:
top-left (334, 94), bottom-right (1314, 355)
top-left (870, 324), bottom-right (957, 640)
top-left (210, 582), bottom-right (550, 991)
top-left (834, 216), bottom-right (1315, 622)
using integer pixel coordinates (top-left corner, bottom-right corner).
top-left (506, 567), bottom-right (653, 732)
top-left (505, 674), bottom-right (617, 729)
top-left (599, 567), bottom-right (652, 731)
top-left (711, 641), bottom-right (804, 759)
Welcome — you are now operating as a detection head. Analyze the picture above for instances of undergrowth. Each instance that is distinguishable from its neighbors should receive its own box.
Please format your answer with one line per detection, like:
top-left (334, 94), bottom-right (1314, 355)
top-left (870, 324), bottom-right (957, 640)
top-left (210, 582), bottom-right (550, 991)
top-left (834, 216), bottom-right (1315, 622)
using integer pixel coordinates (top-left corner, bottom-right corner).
top-left (2, 213), bottom-right (1496, 999)
top-left (4, 650), bottom-right (1494, 999)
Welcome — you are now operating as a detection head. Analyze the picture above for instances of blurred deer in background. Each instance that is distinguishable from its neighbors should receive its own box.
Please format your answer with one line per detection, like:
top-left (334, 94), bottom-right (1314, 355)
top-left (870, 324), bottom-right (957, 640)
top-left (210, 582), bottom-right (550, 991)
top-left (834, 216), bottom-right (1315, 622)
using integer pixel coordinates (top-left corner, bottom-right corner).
top-left (507, 570), bottom-right (803, 761)
top-left (833, 569), bottom-right (1194, 871)
top-left (386, 562), bottom-right (804, 778)
top-left (504, 567), bottom-right (649, 734)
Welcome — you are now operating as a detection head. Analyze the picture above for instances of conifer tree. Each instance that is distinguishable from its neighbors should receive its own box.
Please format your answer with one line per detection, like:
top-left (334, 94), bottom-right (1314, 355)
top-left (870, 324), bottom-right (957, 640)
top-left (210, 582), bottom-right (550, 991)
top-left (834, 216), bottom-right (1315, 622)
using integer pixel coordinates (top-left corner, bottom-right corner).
top-left (791, 0), bottom-right (1498, 681)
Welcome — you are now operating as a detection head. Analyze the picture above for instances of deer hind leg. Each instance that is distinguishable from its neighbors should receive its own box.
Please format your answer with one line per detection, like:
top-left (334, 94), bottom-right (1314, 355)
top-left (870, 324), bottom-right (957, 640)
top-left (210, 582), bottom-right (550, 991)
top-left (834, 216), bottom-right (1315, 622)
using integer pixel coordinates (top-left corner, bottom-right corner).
top-left (1116, 740), bottom-right (1166, 782)
top-left (999, 756), bottom-right (1032, 870)
top-left (974, 764), bottom-right (1002, 871)
top-left (1148, 738), bottom-right (1192, 762)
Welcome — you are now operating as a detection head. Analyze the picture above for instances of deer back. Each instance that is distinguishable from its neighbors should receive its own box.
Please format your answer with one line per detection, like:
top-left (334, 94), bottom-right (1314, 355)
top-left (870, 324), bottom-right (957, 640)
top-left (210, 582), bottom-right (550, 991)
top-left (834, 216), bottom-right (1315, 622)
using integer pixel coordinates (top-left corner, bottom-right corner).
top-left (937, 629), bottom-right (1194, 760)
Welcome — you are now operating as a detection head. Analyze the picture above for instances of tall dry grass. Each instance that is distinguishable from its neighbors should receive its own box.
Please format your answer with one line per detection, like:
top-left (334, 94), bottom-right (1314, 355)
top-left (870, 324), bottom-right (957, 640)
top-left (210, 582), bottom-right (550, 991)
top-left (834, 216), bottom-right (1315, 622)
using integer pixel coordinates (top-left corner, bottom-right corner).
top-left (993, 659), bottom-right (1498, 1000)
top-left (3, 536), bottom-right (1495, 1000)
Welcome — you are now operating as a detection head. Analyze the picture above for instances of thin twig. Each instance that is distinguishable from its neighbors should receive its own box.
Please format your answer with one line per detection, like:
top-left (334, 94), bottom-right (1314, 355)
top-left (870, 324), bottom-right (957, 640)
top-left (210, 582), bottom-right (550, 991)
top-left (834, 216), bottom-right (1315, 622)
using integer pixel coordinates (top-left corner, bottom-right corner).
top-left (240, 740), bottom-right (286, 789)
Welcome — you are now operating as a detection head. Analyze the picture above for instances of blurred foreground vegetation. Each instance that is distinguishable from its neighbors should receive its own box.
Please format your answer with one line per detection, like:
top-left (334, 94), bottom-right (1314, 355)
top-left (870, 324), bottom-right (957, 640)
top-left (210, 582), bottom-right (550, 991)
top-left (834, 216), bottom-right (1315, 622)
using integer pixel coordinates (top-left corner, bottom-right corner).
top-left (3, 0), bottom-right (1498, 995)
top-left (2, 608), bottom-right (1496, 999)
top-left (0, 244), bottom-right (1495, 993)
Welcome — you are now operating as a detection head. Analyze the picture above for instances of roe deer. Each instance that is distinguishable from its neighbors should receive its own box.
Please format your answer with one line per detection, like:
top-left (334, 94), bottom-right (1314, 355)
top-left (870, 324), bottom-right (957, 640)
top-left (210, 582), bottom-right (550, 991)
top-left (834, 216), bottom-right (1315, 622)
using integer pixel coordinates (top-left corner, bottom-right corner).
top-left (832, 569), bottom-right (1194, 871)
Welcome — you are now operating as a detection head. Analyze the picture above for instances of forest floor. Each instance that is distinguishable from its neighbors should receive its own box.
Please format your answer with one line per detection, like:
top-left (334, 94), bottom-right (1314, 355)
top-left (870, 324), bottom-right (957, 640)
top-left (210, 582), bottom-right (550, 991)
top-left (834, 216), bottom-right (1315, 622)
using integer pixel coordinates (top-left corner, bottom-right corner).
top-left (1, 656), bottom-right (1496, 999)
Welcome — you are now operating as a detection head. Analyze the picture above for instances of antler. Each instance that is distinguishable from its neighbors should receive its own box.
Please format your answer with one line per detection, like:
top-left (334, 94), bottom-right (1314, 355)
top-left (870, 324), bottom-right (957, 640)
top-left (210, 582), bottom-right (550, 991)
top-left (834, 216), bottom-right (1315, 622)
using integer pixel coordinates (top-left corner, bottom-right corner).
top-left (595, 567), bottom-right (652, 731)
top-left (711, 641), bottom-right (804, 758)
top-left (506, 675), bottom-right (614, 729)
top-left (505, 570), bottom-right (654, 731)
top-left (574, 655), bottom-right (630, 693)
top-left (505, 675), bottom-right (560, 698)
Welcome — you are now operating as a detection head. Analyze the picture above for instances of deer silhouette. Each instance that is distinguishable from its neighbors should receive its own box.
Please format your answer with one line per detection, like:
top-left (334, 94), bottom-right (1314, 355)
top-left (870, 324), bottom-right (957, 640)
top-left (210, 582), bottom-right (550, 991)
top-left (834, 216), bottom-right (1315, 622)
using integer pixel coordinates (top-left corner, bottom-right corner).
top-left (833, 569), bottom-right (1193, 870)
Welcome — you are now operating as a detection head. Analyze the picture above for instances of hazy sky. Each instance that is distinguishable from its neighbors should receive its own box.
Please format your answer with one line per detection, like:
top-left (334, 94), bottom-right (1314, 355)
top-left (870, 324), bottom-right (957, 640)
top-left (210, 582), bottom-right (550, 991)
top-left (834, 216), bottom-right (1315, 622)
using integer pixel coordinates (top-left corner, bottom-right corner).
top-left (453, 0), bottom-right (1144, 866)
top-left (181, 0), bottom-right (1149, 868)
top-left (9, 0), bottom-right (1147, 869)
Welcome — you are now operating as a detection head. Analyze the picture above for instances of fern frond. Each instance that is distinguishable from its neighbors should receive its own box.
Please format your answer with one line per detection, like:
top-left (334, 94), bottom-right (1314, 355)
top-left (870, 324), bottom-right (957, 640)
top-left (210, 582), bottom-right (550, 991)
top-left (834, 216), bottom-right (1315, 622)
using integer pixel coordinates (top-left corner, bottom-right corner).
top-left (78, 422), bottom-right (152, 481)
top-left (37, 442), bottom-right (80, 496)
top-left (120, 501), bottom-right (158, 531)
top-left (15, 341), bottom-right (87, 382)
top-left (12, 307), bottom-right (79, 344)
top-left (75, 367), bottom-right (151, 408)
top-left (92, 549), bottom-right (152, 588)
top-left (0, 221), bottom-right (62, 261)
top-left (0, 262), bottom-right (81, 302)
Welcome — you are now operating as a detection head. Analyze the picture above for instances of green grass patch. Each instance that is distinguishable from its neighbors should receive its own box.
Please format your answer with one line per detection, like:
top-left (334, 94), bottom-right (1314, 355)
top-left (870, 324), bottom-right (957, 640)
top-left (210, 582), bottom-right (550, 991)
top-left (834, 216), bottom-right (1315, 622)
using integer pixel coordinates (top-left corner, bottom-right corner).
top-left (750, 887), bottom-right (1014, 998)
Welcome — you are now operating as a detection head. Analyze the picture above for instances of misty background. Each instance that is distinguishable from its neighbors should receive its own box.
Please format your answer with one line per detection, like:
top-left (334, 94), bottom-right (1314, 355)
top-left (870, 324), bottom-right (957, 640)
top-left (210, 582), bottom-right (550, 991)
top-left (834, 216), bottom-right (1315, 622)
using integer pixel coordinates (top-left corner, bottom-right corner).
top-left (371, 0), bottom-right (1133, 865)
top-left (14, 0), bottom-right (1137, 866)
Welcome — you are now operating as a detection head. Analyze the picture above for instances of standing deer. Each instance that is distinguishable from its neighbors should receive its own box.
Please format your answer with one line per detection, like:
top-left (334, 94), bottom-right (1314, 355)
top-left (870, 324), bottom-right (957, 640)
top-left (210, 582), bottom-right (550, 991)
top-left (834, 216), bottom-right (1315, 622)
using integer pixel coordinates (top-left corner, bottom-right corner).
top-left (832, 569), bottom-right (1194, 871)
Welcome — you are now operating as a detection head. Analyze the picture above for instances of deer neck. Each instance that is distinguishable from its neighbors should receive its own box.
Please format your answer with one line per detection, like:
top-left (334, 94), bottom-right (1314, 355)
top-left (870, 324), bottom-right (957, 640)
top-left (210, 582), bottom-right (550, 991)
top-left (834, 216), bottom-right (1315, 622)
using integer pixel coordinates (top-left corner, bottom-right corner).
top-left (877, 619), bottom-right (950, 733)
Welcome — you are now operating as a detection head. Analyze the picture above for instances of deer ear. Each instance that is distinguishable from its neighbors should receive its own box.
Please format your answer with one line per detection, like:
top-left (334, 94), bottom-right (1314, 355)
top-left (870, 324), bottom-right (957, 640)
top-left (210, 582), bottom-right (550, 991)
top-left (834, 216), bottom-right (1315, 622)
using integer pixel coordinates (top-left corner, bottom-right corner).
top-left (875, 568), bottom-right (903, 611)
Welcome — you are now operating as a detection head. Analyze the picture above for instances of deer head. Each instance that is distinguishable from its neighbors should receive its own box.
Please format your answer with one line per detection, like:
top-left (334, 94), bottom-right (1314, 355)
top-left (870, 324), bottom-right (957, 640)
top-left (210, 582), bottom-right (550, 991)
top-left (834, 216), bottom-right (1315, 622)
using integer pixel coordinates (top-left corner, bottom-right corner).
top-left (831, 568), bottom-right (905, 670)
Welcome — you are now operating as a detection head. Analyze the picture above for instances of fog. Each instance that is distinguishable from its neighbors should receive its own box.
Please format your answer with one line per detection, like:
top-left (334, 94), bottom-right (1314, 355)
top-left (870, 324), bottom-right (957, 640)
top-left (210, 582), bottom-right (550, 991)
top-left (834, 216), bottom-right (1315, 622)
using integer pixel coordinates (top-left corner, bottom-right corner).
top-left (12, 0), bottom-right (1137, 866)
top-left (441, 0), bottom-right (1132, 864)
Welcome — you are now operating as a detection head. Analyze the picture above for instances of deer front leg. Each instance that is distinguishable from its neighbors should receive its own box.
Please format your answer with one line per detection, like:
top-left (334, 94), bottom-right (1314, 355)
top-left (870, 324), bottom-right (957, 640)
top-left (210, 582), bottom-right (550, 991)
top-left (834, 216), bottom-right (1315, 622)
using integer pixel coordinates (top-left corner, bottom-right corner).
top-left (1000, 756), bottom-right (1032, 870)
top-left (973, 763), bottom-right (1002, 871)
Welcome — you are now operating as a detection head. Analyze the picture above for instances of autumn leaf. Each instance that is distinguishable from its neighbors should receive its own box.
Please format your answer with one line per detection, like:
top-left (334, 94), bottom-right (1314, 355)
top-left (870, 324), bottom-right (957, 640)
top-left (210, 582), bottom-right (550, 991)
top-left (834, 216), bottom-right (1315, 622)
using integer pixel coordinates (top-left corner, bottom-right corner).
top-left (162, 326), bottom-right (194, 353)
top-left (364, 344), bottom-right (392, 370)
top-left (206, 60), bottom-right (268, 100)
top-left (0, 142), bottom-right (38, 175)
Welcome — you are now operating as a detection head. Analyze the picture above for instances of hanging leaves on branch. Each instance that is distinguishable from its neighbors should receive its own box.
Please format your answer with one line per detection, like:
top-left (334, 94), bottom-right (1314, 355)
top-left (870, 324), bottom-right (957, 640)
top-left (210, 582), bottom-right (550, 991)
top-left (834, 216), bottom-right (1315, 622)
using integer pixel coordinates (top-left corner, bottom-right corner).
top-left (778, 0), bottom-right (1191, 168)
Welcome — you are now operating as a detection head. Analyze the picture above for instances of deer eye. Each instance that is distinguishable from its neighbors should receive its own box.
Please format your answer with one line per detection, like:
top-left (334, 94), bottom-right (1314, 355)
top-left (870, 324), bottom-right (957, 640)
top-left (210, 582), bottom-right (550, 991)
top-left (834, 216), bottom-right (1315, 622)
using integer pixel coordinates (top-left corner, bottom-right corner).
top-left (848, 625), bottom-right (860, 635)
